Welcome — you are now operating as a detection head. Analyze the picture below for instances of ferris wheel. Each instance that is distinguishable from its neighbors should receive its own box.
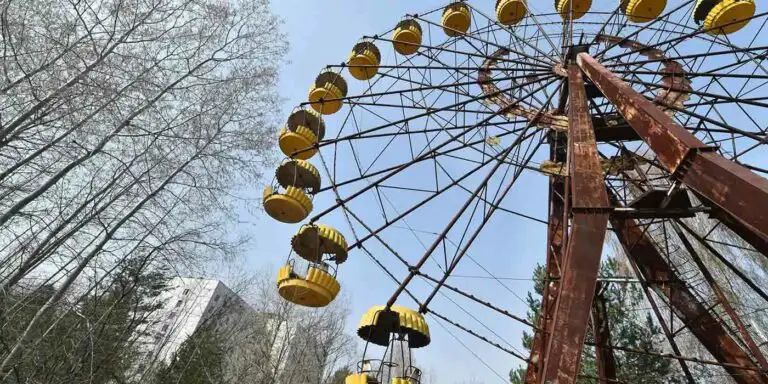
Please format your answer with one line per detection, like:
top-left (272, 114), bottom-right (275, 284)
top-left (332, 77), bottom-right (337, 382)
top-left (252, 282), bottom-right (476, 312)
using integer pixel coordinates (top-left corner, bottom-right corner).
top-left (263, 0), bottom-right (768, 383)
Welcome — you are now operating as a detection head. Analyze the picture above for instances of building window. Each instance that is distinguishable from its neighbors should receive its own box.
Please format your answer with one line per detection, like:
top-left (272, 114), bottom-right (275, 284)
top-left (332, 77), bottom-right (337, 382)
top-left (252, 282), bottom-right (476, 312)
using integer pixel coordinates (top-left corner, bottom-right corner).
top-left (162, 324), bottom-right (169, 332)
top-left (214, 295), bottom-right (220, 302)
top-left (168, 312), bottom-right (176, 320)
top-left (175, 300), bottom-right (183, 308)
top-left (182, 289), bottom-right (190, 295)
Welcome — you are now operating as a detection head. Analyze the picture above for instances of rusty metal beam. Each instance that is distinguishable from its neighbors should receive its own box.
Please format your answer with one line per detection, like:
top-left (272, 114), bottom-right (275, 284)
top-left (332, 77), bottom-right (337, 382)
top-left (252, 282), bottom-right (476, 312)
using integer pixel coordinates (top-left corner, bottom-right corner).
top-left (592, 283), bottom-right (618, 384)
top-left (611, 216), bottom-right (768, 383)
top-left (540, 66), bottom-right (610, 384)
top-left (524, 141), bottom-right (566, 384)
top-left (625, 252), bottom-right (697, 383)
top-left (578, 53), bottom-right (768, 257)
top-left (670, 223), bottom-right (768, 370)
top-left (698, 192), bottom-right (768, 256)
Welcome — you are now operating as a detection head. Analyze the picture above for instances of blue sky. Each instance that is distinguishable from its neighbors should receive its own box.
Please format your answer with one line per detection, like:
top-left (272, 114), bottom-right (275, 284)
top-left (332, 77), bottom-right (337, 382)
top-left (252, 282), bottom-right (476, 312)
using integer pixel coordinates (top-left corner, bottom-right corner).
top-left (238, 1), bottom-right (768, 383)
top-left (254, 1), bottom-right (548, 382)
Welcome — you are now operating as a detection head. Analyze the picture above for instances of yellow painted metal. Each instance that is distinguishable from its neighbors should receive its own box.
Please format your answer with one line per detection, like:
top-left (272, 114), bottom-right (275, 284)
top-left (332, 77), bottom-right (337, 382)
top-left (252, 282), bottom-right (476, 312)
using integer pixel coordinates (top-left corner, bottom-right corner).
top-left (276, 159), bottom-right (321, 193)
top-left (556, 0), bottom-right (592, 20)
top-left (309, 83), bottom-right (344, 115)
top-left (287, 108), bottom-right (325, 140)
top-left (308, 71), bottom-right (348, 115)
top-left (357, 305), bottom-right (431, 348)
top-left (623, 0), bottom-right (667, 23)
top-left (539, 156), bottom-right (646, 177)
top-left (263, 186), bottom-right (313, 223)
top-left (280, 108), bottom-right (324, 160)
top-left (391, 379), bottom-right (416, 384)
top-left (392, 19), bottom-right (422, 56)
top-left (703, 0), bottom-right (755, 34)
top-left (348, 42), bottom-right (381, 81)
top-left (485, 136), bottom-right (501, 146)
top-left (441, 2), bottom-right (471, 36)
top-left (345, 373), bottom-right (379, 384)
top-left (276, 264), bottom-right (340, 307)
top-left (292, 224), bottom-right (349, 263)
top-left (279, 126), bottom-right (318, 160)
top-left (538, 160), bottom-right (567, 177)
top-left (496, 0), bottom-right (528, 25)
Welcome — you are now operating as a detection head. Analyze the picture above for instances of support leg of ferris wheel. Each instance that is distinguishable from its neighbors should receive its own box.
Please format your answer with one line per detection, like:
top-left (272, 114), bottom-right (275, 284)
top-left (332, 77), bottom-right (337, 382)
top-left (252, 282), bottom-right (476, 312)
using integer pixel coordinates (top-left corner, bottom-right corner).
top-left (591, 282), bottom-right (618, 383)
top-left (523, 125), bottom-right (567, 384)
top-left (574, 53), bottom-right (768, 383)
top-left (537, 65), bottom-right (611, 384)
top-left (610, 212), bottom-right (768, 384)
top-left (577, 53), bottom-right (768, 258)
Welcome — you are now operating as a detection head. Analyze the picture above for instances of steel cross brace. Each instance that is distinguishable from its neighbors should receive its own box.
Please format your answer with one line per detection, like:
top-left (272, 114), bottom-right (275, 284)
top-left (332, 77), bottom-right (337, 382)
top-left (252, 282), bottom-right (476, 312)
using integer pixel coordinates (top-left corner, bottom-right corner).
top-left (538, 66), bottom-right (611, 384)
top-left (577, 53), bottom-right (768, 258)
top-left (591, 282), bottom-right (618, 384)
top-left (610, 214), bottom-right (768, 383)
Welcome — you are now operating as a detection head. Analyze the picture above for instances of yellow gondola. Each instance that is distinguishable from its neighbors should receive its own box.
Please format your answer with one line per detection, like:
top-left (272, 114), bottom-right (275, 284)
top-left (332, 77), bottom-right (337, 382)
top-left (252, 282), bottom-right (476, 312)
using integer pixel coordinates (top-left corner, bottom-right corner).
top-left (392, 19), bottom-right (422, 56)
top-left (264, 154), bottom-right (322, 224)
top-left (555, 0), bottom-right (592, 20)
top-left (694, 0), bottom-right (755, 35)
top-left (345, 373), bottom-right (379, 384)
top-left (292, 223), bottom-right (349, 263)
top-left (441, 2), bottom-right (471, 36)
top-left (496, 0), bottom-right (528, 25)
top-left (276, 158), bottom-right (321, 194)
top-left (308, 71), bottom-right (348, 115)
top-left (357, 305), bottom-right (431, 348)
top-left (276, 263), bottom-right (340, 307)
top-left (622, 0), bottom-right (667, 23)
top-left (350, 307), bottom-right (427, 384)
top-left (263, 185), bottom-right (313, 223)
top-left (348, 42), bottom-right (382, 81)
top-left (279, 108), bottom-right (325, 160)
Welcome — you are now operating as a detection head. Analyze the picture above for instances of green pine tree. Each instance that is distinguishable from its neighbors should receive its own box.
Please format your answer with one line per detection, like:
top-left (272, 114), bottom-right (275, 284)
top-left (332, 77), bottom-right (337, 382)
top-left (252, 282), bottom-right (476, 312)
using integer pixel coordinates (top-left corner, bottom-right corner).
top-left (509, 257), bottom-right (679, 383)
top-left (0, 259), bottom-right (169, 383)
top-left (152, 326), bottom-right (226, 384)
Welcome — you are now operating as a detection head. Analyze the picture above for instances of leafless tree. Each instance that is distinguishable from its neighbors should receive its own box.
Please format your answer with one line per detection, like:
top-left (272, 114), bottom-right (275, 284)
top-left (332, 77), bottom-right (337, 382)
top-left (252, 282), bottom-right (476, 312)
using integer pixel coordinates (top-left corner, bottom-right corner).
top-left (611, 163), bottom-right (768, 383)
top-left (0, 0), bottom-right (287, 379)
top-left (239, 269), bottom-right (357, 384)
top-left (145, 268), bottom-right (358, 384)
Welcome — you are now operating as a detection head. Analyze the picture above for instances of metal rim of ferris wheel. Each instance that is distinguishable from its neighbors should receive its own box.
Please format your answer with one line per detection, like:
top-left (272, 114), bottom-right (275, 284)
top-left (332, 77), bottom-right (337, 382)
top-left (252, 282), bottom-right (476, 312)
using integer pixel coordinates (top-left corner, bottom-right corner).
top-left (264, 0), bottom-right (768, 383)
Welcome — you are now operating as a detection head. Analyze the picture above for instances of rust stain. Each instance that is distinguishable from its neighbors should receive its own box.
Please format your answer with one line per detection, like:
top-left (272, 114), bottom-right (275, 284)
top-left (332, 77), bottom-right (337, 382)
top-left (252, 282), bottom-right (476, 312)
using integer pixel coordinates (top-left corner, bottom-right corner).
top-left (478, 48), bottom-right (568, 132)
top-left (477, 35), bottom-right (692, 137)
top-left (611, 213), bottom-right (768, 384)
top-left (577, 53), bottom-right (707, 173)
top-left (596, 35), bottom-right (691, 116)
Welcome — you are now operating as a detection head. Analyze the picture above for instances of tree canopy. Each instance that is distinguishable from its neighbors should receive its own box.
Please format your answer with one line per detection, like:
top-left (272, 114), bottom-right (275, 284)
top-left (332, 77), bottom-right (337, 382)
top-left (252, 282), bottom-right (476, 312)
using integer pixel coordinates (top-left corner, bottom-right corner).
top-left (509, 257), bottom-right (678, 383)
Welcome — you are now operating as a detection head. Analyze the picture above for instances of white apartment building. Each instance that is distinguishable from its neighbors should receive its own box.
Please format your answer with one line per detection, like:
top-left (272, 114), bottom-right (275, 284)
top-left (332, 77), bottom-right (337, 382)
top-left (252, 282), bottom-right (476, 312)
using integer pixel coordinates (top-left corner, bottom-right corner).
top-left (131, 277), bottom-right (325, 384)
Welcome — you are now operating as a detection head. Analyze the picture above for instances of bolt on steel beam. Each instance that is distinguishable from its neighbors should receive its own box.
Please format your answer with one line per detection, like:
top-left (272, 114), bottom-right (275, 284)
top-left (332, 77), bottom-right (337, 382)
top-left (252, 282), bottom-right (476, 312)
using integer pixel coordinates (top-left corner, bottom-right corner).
top-left (577, 53), bottom-right (768, 259)
top-left (539, 66), bottom-right (610, 384)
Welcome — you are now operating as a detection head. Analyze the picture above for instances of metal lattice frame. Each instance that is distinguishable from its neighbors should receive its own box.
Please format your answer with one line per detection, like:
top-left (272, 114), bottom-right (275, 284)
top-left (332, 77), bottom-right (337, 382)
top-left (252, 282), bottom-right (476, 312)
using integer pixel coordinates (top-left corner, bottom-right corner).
top-left (287, 1), bottom-right (768, 383)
